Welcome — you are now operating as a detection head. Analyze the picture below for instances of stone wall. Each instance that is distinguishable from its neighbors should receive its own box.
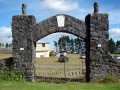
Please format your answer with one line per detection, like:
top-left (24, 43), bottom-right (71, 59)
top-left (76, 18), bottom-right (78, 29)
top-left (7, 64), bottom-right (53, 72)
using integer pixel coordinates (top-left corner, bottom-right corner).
top-left (0, 57), bottom-right (13, 70)
top-left (85, 13), bottom-right (120, 82)
top-left (12, 15), bottom-right (36, 82)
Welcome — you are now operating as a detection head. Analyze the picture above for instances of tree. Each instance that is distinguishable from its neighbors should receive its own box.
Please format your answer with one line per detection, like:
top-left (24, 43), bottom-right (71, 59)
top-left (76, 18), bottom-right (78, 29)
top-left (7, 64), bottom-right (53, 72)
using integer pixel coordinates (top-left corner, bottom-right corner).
top-left (116, 40), bottom-right (120, 54)
top-left (0, 43), bottom-right (4, 47)
top-left (116, 40), bottom-right (120, 47)
top-left (108, 38), bottom-right (116, 53)
top-left (49, 52), bottom-right (54, 57)
top-left (9, 44), bottom-right (12, 47)
top-left (0, 43), bottom-right (2, 47)
top-left (53, 41), bottom-right (57, 47)
top-left (5, 43), bottom-right (9, 48)
top-left (53, 36), bottom-right (85, 54)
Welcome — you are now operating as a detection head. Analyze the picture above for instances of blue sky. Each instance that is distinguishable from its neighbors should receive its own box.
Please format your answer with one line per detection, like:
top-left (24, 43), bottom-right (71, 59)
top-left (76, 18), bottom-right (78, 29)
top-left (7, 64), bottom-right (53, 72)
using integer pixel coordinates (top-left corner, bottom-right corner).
top-left (0, 0), bottom-right (120, 48)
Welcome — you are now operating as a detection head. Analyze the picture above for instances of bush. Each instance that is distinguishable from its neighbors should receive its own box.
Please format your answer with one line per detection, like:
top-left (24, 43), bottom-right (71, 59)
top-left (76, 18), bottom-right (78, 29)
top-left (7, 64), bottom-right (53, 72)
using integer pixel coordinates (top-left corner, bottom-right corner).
top-left (0, 68), bottom-right (25, 82)
top-left (103, 75), bottom-right (118, 83)
top-left (49, 52), bottom-right (54, 57)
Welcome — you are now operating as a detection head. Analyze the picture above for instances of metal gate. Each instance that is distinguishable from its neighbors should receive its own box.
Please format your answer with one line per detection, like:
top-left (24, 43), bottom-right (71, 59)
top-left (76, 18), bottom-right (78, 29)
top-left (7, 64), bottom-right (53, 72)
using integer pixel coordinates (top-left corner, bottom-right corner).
top-left (35, 60), bottom-right (86, 83)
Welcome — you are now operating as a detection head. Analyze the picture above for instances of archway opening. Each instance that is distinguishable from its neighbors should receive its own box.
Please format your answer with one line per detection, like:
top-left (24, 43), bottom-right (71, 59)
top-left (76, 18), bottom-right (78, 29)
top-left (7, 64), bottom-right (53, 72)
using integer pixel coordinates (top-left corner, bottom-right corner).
top-left (34, 32), bottom-right (86, 82)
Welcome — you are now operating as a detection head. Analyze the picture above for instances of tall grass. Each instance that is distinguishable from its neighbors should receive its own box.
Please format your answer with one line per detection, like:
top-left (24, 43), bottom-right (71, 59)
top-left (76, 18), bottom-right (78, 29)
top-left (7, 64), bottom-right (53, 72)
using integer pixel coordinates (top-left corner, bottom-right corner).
top-left (103, 75), bottom-right (119, 83)
top-left (0, 68), bottom-right (25, 82)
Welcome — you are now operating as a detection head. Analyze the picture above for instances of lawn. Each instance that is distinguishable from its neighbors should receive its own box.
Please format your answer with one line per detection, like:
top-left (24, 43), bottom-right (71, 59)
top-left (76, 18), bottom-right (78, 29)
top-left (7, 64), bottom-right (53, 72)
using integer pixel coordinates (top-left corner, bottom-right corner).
top-left (0, 81), bottom-right (120, 90)
top-left (0, 54), bottom-right (120, 90)
top-left (35, 54), bottom-right (86, 78)
top-left (0, 53), bottom-right (86, 78)
top-left (0, 54), bottom-right (12, 59)
top-left (36, 54), bottom-right (85, 65)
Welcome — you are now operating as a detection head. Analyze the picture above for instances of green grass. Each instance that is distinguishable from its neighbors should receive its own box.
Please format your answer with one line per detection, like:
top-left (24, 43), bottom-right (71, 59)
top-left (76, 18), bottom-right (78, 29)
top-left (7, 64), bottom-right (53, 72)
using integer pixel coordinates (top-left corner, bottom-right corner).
top-left (0, 81), bottom-right (120, 90)
top-left (0, 54), bottom-right (12, 59)
top-left (0, 53), bottom-right (85, 77)
top-left (36, 54), bottom-right (85, 65)
top-left (0, 54), bottom-right (120, 90)
top-left (35, 54), bottom-right (86, 77)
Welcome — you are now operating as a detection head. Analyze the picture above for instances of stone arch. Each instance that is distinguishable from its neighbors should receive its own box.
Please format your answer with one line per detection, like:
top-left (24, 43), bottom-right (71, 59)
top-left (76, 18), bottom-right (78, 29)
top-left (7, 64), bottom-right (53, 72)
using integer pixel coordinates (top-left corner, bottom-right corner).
top-left (32, 14), bottom-right (88, 81)
top-left (32, 14), bottom-right (86, 43)
top-left (12, 13), bottom-right (120, 82)
top-left (32, 14), bottom-right (87, 81)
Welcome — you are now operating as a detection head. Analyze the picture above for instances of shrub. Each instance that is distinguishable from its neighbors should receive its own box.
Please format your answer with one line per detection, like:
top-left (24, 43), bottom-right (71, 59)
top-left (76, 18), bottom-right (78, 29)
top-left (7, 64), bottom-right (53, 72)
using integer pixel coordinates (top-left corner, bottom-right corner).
top-left (0, 68), bottom-right (25, 82)
top-left (49, 52), bottom-right (54, 57)
top-left (103, 75), bottom-right (118, 83)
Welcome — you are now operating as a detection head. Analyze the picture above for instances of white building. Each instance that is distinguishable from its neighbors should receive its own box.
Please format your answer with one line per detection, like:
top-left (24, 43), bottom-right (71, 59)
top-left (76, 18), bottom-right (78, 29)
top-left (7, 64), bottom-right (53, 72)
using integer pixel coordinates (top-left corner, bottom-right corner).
top-left (36, 42), bottom-right (50, 58)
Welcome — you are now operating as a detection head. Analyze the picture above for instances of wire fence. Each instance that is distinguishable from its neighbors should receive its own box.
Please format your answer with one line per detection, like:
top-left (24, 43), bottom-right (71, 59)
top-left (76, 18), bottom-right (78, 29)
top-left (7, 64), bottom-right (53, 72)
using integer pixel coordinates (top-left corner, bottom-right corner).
top-left (0, 48), bottom-right (12, 54)
top-left (35, 61), bottom-right (86, 83)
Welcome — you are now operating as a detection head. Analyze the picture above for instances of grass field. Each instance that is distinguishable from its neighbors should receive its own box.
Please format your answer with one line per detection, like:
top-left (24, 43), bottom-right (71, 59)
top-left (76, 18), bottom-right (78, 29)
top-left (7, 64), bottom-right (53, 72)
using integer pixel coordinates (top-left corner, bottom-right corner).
top-left (35, 54), bottom-right (86, 78)
top-left (0, 54), bottom-right (120, 90)
top-left (0, 81), bottom-right (120, 90)
top-left (36, 54), bottom-right (85, 65)
top-left (0, 54), bottom-right (12, 59)
top-left (0, 53), bottom-right (86, 78)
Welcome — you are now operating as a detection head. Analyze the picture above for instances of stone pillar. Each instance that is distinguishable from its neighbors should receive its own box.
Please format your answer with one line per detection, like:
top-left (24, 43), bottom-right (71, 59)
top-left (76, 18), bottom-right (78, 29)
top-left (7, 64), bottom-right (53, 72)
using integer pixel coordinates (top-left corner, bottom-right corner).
top-left (12, 15), bottom-right (36, 82)
top-left (85, 13), bottom-right (109, 82)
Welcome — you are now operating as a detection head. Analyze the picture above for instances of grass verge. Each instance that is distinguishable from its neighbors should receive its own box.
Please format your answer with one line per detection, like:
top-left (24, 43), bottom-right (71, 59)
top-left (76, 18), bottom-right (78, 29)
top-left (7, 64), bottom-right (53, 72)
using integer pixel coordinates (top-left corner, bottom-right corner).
top-left (0, 81), bottom-right (120, 90)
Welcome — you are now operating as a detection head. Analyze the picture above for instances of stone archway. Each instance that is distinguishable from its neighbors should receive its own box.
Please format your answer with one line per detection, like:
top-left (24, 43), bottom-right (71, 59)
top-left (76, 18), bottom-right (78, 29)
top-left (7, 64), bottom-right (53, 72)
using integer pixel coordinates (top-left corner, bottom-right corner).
top-left (12, 14), bottom-right (87, 82)
top-left (32, 14), bottom-right (87, 82)
top-left (32, 14), bottom-right (86, 43)
top-left (12, 4), bottom-right (120, 82)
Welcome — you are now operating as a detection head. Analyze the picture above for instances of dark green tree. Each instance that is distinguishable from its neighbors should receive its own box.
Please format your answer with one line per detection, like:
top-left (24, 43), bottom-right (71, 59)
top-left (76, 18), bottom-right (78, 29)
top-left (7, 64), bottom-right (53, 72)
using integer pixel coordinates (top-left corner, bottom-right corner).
top-left (108, 38), bottom-right (116, 53)
top-left (116, 40), bottom-right (120, 47)
top-left (70, 38), bottom-right (74, 53)
top-left (5, 43), bottom-right (9, 48)
top-left (53, 41), bottom-right (57, 47)
top-left (53, 36), bottom-right (85, 53)
top-left (9, 44), bottom-right (12, 47)
top-left (0, 43), bottom-right (4, 47)
top-left (74, 37), bottom-right (83, 53)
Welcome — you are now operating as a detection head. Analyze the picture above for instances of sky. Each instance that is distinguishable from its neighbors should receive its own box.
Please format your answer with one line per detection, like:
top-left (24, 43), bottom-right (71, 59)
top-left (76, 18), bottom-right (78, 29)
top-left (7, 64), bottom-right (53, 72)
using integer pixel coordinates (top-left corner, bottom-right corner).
top-left (0, 0), bottom-right (120, 48)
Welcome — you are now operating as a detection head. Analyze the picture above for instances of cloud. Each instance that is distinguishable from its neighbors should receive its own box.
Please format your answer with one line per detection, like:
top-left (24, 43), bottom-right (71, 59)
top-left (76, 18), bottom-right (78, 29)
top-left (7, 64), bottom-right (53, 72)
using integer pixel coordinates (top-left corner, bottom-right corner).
top-left (0, 27), bottom-right (12, 44)
top-left (108, 10), bottom-right (120, 24)
top-left (40, 0), bottom-right (79, 12)
top-left (109, 28), bottom-right (120, 40)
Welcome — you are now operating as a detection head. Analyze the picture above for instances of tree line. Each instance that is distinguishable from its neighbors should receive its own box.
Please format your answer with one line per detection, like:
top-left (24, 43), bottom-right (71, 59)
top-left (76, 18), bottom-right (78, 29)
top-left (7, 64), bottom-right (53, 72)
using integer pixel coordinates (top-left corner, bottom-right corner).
top-left (53, 36), bottom-right (85, 54)
top-left (0, 37), bottom-right (119, 54)
top-left (53, 36), bottom-right (120, 54)
top-left (0, 43), bottom-right (12, 48)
